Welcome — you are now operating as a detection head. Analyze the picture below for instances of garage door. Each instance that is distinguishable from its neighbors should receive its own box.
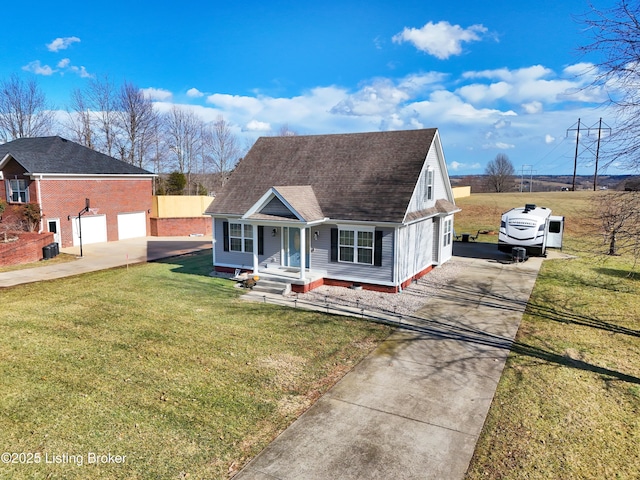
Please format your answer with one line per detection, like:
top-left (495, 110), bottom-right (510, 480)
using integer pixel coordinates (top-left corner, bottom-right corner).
top-left (117, 212), bottom-right (147, 240)
top-left (72, 215), bottom-right (107, 246)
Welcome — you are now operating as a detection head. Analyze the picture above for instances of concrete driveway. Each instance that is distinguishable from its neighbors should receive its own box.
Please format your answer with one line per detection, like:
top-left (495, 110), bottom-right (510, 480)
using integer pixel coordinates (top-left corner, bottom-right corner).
top-left (235, 243), bottom-right (544, 480)
top-left (0, 236), bottom-right (212, 287)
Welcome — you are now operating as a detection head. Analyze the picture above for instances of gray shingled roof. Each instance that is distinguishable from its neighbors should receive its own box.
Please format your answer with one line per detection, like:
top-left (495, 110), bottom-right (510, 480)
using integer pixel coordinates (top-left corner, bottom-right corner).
top-left (207, 129), bottom-right (439, 223)
top-left (0, 136), bottom-right (153, 175)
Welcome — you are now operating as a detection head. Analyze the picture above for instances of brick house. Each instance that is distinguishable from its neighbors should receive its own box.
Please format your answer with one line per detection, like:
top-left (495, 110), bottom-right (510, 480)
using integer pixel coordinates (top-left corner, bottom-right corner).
top-left (0, 136), bottom-right (155, 248)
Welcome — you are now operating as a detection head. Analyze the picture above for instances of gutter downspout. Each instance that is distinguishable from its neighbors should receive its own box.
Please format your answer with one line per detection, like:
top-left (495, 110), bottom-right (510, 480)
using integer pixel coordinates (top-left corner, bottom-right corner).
top-left (35, 175), bottom-right (44, 233)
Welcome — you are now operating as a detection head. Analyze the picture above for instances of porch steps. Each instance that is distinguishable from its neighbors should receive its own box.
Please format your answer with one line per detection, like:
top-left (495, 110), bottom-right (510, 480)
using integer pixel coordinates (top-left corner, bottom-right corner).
top-left (251, 278), bottom-right (291, 295)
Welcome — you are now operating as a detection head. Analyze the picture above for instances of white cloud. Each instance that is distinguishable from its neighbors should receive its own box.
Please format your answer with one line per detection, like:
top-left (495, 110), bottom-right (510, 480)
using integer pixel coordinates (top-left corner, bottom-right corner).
top-left (22, 61), bottom-right (55, 75)
top-left (522, 101), bottom-right (543, 114)
top-left (142, 87), bottom-right (173, 101)
top-left (545, 134), bottom-right (555, 144)
top-left (187, 88), bottom-right (204, 98)
top-left (392, 21), bottom-right (487, 59)
top-left (457, 81), bottom-right (511, 103)
top-left (483, 141), bottom-right (515, 150)
top-left (47, 36), bottom-right (80, 52)
top-left (245, 120), bottom-right (271, 131)
top-left (57, 58), bottom-right (70, 68)
top-left (69, 65), bottom-right (92, 78)
top-left (449, 161), bottom-right (481, 171)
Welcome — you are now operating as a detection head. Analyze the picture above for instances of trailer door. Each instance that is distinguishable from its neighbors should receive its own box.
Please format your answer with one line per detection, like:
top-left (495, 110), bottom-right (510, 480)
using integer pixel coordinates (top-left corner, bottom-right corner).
top-left (547, 216), bottom-right (564, 249)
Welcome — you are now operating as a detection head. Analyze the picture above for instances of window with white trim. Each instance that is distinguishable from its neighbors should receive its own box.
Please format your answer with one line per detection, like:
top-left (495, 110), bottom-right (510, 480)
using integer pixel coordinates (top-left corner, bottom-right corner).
top-left (6, 179), bottom-right (29, 203)
top-left (229, 223), bottom-right (253, 252)
top-left (425, 169), bottom-right (434, 201)
top-left (339, 227), bottom-right (374, 265)
top-left (443, 219), bottom-right (452, 247)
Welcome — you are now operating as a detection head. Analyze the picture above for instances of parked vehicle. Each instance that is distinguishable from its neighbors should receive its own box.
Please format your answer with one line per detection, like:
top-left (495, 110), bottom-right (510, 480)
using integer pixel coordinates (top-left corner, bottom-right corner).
top-left (498, 204), bottom-right (564, 256)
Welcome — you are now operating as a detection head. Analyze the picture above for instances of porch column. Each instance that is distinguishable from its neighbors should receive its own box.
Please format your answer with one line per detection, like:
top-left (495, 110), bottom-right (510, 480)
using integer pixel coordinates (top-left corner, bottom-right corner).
top-left (252, 224), bottom-right (259, 274)
top-left (299, 227), bottom-right (306, 280)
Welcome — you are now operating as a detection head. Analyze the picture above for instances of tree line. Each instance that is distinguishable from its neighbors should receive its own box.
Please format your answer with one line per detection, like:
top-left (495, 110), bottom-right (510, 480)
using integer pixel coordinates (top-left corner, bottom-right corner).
top-left (0, 74), bottom-right (251, 195)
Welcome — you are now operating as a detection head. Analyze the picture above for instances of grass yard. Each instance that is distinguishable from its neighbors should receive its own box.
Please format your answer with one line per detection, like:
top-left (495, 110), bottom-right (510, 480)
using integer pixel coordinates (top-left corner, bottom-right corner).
top-left (461, 192), bottom-right (640, 479)
top-left (0, 250), bottom-right (391, 479)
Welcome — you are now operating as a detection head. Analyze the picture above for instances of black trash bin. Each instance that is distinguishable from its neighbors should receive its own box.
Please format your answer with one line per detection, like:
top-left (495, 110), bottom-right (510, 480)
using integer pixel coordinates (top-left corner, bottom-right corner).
top-left (512, 246), bottom-right (527, 263)
top-left (43, 244), bottom-right (53, 260)
top-left (51, 242), bottom-right (59, 257)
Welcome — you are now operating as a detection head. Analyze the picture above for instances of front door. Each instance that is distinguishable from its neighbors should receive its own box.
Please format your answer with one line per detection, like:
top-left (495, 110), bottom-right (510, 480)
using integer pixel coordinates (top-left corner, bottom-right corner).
top-left (48, 218), bottom-right (61, 245)
top-left (283, 227), bottom-right (310, 268)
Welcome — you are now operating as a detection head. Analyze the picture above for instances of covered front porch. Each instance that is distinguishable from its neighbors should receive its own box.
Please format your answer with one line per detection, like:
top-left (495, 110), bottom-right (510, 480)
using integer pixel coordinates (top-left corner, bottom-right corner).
top-left (249, 223), bottom-right (323, 284)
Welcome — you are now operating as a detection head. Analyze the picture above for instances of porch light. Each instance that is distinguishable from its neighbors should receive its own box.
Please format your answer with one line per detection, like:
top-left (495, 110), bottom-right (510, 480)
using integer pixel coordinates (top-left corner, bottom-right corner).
top-left (272, 228), bottom-right (277, 237)
top-left (314, 231), bottom-right (319, 240)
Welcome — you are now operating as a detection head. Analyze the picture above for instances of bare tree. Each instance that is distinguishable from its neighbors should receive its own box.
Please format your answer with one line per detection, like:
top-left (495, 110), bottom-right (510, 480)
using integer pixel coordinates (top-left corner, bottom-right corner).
top-left (484, 153), bottom-right (515, 192)
top-left (115, 82), bottom-right (158, 168)
top-left (163, 106), bottom-right (203, 174)
top-left (592, 191), bottom-right (640, 259)
top-left (0, 74), bottom-right (55, 142)
top-left (65, 88), bottom-right (94, 148)
top-left (203, 115), bottom-right (240, 190)
top-left (86, 75), bottom-right (119, 157)
top-left (578, 1), bottom-right (640, 169)
top-left (275, 123), bottom-right (298, 136)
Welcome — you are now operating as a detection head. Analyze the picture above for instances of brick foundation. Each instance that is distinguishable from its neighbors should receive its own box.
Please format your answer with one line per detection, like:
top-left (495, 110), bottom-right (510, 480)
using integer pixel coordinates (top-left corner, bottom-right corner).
top-left (0, 232), bottom-right (55, 267)
top-left (216, 264), bottom-right (435, 294)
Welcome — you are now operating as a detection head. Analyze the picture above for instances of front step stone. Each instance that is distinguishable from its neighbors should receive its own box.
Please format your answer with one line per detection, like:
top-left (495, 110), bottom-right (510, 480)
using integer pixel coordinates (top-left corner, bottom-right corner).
top-left (250, 279), bottom-right (291, 295)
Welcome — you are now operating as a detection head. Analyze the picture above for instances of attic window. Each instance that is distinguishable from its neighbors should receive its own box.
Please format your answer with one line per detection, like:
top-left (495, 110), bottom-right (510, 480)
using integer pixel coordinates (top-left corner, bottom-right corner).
top-left (6, 179), bottom-right (29, 203)
top-left (425, 169), bottom-right (434, 201)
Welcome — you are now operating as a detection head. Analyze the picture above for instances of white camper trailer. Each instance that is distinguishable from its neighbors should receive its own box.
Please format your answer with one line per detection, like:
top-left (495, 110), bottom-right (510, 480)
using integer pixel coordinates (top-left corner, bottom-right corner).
top-left (498, 204), bottom-right (564, 256)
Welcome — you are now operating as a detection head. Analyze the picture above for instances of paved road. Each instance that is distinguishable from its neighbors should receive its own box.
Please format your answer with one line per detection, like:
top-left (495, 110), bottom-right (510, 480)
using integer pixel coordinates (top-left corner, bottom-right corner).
top-left (0, 236), bottom-right (212, 287)
top-left (235, 243), bottom-right (545, 480)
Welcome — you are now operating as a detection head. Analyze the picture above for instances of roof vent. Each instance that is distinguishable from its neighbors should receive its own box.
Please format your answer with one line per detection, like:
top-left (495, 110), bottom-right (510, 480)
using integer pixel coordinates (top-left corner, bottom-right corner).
top-left (524, 203), bottom-right (536, 212)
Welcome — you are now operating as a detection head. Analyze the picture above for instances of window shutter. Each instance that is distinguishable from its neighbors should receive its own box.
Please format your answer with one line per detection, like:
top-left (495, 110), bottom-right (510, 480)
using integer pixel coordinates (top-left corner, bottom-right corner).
top-left (223, 221), bottom-right (229, 252)
top-left (330, 228), bottom-right (338, 262)
top-left (374, 230), bottom-right (383, 266)
top-left (258, 226), bottom-right (264, 255)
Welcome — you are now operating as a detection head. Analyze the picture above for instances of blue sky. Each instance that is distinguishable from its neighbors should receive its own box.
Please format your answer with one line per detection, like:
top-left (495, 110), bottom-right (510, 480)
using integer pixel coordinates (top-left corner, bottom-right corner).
top-left (0, 0), bottom-right (626, 176)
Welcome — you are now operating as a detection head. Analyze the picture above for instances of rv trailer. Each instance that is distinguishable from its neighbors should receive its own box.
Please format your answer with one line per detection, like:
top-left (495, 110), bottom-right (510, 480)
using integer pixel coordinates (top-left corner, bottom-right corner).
top-left (498, 204), bottom-right (564, 256)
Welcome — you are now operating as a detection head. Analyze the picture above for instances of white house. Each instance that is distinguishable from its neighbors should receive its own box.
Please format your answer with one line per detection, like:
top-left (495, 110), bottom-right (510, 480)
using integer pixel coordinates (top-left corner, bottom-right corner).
top-left (205, 129), bottom-right (460, 293)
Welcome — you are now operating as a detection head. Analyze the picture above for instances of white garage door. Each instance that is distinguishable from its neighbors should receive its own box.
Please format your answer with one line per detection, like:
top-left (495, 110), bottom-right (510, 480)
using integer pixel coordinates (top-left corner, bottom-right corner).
top-left (117, 212), bottom-right (147, 240)
top-left (72, 215), bottom-right (107, 246)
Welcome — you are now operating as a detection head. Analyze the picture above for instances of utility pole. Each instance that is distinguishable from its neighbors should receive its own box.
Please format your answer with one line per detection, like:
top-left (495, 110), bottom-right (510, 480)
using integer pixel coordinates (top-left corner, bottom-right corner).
top-left (529, 169), bottom-right (537, 192)
top-left (587, 118), bottom-right (611, 191)
top-left (520, 165), bottom-right (532, 193)
top-left (566, 119), bottom-right (584, 191)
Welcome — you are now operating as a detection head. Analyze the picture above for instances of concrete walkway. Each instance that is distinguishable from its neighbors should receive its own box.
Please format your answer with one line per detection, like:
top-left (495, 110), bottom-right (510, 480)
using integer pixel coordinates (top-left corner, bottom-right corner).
top-left (235, 243), bottom-right (545, 480)
top-left (0, 236), bottom-right (212, 287)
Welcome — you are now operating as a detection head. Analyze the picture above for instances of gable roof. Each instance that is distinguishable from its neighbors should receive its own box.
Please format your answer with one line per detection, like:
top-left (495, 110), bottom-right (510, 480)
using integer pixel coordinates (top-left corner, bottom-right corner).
top-left (0, 136), bottom-right (153, 175)
top-left (244, 186), bottom-right (325, 223)
top-left (207, 129), bottom-right (443, 223)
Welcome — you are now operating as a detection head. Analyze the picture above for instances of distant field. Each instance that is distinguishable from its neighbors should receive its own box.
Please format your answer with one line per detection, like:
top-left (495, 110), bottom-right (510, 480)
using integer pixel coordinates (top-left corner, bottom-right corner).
top-left (461, 191), bottom-right (640, 479)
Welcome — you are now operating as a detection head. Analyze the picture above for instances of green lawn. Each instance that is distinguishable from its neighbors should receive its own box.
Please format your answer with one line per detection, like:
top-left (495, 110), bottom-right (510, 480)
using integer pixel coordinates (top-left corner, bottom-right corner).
top-left (0, 251), bottom-right (391, 479)
top-left (461, 192), bottom-right (640, 479)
